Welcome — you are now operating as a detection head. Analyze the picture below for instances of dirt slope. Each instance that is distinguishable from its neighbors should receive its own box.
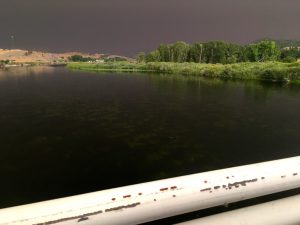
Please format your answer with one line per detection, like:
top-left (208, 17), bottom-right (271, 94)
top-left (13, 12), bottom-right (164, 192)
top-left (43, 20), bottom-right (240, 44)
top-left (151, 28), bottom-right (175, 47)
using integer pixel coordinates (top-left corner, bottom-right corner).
top-left (0, 49), bottom-right (102, 63)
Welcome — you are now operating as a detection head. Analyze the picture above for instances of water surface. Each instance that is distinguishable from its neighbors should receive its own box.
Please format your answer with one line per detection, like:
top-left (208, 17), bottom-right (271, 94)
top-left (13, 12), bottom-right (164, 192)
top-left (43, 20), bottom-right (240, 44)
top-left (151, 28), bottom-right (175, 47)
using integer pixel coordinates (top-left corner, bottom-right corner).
top-left (1, 67), bottom-right (300, 221)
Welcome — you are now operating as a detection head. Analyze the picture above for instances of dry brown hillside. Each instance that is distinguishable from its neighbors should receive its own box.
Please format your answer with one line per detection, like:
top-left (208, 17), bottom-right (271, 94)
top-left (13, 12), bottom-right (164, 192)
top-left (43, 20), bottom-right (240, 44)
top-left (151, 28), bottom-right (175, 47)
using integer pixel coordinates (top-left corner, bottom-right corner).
top-left (0, 49), bottom-right (102, 63)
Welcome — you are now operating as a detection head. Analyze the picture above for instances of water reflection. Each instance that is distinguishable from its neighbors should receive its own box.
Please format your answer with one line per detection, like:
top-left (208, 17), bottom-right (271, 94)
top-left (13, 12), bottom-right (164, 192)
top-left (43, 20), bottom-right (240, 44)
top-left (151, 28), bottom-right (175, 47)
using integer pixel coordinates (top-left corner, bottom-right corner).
top-left (1, 68), bottom-right (300, 211)
top-left (0, 66), bottom-right (55, 78)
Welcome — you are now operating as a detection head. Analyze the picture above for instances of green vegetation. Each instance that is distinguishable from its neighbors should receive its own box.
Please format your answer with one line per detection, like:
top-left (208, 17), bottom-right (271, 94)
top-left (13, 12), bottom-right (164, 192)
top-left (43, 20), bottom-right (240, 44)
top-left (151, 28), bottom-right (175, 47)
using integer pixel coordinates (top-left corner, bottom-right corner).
top-left (140, 40), bottom-right (283, 64)
top-left (138, 40), bottom-right (300, 64)
top-left (69, 55), bottom-right (96, 62)
top-left (0, 60), bottom-right (10, 65)
top-left (280, 48), bottom-right (300, 62)
top-left (274, 39), bottom-right (300, 48)
top-left (282, 56), bottom-right (297, 63)
top-left (68, 61), bottom-right (300, 83)
top-left (67, 39), bottom-right (300, 83)
top-left (68, 62), bottom-right (151, 72)
top-left (136, 52), bottom-right (146, 63)
top-left (104, 57), bottom-right (128, 62)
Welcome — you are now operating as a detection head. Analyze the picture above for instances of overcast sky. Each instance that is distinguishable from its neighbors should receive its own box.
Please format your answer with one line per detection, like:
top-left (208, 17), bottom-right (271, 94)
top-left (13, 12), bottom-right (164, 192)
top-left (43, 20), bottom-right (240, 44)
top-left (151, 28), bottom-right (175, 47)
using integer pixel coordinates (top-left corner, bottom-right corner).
top-left (1, 0), bottom-right (300, 56)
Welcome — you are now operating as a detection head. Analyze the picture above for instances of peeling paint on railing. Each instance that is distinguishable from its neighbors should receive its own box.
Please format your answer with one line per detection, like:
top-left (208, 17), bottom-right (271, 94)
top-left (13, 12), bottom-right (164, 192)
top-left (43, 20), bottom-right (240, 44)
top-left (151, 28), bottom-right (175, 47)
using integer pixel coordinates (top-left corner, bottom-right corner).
top-left (1, 156), bottom-right (300, 225)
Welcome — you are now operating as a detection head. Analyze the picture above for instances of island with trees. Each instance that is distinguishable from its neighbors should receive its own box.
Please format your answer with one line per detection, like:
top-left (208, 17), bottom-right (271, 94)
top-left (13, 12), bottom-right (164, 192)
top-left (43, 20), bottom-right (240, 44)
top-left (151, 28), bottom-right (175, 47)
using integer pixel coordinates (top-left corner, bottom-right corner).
top-left (68, 39), bottom-right (300, 83)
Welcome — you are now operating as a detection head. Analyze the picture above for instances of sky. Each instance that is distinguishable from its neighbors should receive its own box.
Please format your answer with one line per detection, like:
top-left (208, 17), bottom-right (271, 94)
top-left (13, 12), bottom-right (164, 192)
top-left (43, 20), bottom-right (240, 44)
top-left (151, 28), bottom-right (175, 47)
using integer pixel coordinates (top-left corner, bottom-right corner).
top-left (1, 0), bottom-right (300, 56)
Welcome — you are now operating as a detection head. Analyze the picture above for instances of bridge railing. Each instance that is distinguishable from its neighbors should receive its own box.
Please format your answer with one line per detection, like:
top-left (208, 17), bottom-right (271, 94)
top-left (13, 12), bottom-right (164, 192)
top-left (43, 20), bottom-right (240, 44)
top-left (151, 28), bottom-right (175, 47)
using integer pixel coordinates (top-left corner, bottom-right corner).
top-left (1, 156), bottom-right (300, 225)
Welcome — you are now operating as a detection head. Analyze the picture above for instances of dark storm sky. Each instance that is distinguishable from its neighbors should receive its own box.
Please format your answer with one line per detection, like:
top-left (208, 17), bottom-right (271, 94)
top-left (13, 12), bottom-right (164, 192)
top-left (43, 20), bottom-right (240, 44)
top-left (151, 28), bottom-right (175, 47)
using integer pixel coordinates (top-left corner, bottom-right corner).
top-left (1, 0), bottom-right (300, 56)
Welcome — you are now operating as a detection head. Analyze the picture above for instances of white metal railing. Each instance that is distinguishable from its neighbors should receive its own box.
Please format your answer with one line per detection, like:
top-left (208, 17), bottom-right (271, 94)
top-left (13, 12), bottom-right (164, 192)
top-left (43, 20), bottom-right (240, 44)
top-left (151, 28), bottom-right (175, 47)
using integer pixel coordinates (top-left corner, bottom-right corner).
top-left (1, 156), bottom-right (300, 225)
top-left (176, 194), bottom-right (300, 225)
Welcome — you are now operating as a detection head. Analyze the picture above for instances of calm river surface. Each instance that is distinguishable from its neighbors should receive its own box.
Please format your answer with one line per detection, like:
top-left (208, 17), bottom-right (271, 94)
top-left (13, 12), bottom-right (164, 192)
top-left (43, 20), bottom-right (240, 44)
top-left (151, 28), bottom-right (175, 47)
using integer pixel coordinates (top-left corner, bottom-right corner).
top-left (1, 67), bottom-right (300, 222)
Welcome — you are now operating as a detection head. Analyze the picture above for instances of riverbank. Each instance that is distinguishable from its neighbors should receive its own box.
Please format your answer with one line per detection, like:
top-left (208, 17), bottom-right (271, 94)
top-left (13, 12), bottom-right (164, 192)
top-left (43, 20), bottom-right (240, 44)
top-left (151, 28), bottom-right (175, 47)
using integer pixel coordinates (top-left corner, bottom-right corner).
top-left (67, 62), bottom-right (300, 83)
top-left (0, 62), bottom-right (67, 70)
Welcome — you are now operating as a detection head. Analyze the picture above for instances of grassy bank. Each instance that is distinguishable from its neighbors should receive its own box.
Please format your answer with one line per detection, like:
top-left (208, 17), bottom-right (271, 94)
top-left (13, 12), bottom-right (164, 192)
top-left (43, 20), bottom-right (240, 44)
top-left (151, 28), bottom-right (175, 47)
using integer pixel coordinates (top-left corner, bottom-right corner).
top-left (67, 62), bottom-right (300, 83)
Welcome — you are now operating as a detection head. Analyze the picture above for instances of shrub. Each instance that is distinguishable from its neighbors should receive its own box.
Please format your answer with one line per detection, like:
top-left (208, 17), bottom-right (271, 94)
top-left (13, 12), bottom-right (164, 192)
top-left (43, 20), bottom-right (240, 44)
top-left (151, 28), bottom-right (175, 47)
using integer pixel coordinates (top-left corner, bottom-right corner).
top-left (282, 56), bottom-right (297, 63)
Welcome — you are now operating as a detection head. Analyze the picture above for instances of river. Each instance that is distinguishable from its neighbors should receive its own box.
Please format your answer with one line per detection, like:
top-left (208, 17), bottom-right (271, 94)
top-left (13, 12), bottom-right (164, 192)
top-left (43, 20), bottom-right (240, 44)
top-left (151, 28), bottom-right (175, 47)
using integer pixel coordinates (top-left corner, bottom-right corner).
top-left (1, 66), bottom-right (300, 223)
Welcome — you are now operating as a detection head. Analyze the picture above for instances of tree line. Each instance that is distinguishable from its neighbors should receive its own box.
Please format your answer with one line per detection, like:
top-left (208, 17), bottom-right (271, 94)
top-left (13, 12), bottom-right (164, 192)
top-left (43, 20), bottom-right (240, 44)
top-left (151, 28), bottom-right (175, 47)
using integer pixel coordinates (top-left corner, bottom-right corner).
top-left (137, 40), bottom-right (300, 64)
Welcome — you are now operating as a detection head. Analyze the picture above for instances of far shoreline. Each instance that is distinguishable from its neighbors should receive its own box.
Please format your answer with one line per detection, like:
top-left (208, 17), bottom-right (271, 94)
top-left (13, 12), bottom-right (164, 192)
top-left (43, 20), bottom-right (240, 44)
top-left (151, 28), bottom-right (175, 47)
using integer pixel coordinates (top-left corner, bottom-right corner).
top-left (67, 61), bottom-right (300, 84)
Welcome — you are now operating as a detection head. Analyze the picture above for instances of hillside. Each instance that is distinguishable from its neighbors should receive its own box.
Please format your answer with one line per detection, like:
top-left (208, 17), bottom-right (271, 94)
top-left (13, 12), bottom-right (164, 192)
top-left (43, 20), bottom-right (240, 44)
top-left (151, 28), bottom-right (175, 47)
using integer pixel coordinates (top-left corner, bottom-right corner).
top-left (0, 49), bottom-right (103, 64)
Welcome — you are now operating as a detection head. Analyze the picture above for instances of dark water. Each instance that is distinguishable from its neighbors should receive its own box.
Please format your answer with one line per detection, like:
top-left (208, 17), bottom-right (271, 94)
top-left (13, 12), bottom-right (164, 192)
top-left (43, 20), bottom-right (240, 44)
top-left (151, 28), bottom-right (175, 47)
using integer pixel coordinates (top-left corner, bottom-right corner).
top-left (1, 67), bottom-right (300, 222)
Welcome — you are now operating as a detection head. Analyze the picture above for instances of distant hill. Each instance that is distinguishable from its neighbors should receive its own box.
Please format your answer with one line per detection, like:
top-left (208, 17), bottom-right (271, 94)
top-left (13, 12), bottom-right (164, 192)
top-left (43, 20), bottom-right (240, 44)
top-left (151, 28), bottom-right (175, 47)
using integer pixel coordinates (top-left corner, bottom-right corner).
top-left (0, 49), bottom-right (103, 64)
top-left (0, 49), bottom-right (134, 64)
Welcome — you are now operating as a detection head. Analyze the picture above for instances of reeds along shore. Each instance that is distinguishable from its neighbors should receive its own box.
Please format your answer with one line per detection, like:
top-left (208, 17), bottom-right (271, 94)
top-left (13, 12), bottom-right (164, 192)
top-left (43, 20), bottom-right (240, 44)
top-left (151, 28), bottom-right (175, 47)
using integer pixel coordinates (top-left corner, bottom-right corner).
top-left (67, 62), bottom-right (300, 83)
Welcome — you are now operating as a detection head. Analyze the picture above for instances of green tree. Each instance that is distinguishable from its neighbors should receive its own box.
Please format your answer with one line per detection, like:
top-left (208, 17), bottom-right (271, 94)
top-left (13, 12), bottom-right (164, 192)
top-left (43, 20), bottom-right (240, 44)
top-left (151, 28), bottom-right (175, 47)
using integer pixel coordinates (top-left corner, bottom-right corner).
top-left (171, 41), bottom-right (190, 62)
top-left (226, 43), bottom-right (243, 63)
top-left (280, 47), bottom-right (300, 62)
top-left (202, 41), bottom-right (228, 64)
top-left (282, 56), bottom-right (297, 63)
top-left (189, 43), bottom-right (204, 63)
top-left (145, 50), bottom-right (161, 62)
top-left (157, 44), bottom-right (170, 62)
top-left (246, 40), bottom-right (280, 62)
top-left (136, 52), bottom-right (146, 63)
top-left (143, 39), bottom-right (285, 64)
top-left (237, 46), bottom-right (249, 62)
top-left (69, 55), bottom-right (96, 62)
top-left (69, 55), bottom-right (85, 62)
top-left (0, 60), bottom-right (10, 64)
top-left (245, 44), bottom-right (260, 62)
